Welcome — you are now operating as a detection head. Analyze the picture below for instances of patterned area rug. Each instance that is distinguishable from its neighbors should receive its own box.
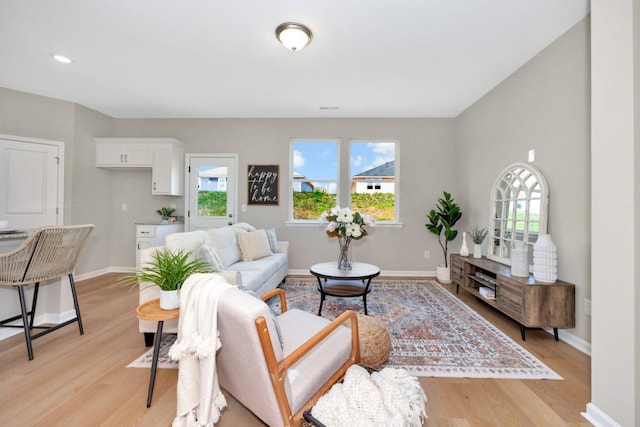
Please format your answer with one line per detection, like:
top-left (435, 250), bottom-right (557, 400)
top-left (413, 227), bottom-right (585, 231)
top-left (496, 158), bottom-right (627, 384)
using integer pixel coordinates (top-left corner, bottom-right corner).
top-left (127, 334), bottom-right (178, 369)
top-left (279, 278), bottom-right (561, 379)
top-left (127, 278), bottom-right (561, 379)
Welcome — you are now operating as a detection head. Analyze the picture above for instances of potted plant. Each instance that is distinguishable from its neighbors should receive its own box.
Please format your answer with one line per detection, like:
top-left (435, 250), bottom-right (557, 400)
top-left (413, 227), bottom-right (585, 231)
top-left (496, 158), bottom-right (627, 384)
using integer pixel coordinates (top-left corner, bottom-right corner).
top-left (426, 191), bottom-right (462, 284)
top-left (470, 226), bottom-right (488, 259)
top-left (118, 248), bottom-right (214, 309)
top-left (156, 206), bottom-right (176, 223)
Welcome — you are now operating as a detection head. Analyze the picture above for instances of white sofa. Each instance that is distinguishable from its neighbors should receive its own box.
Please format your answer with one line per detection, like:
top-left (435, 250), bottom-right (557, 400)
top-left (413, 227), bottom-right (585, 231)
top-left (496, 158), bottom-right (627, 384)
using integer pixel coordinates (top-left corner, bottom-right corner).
top-left (138, 223), bottom-right (289, 342)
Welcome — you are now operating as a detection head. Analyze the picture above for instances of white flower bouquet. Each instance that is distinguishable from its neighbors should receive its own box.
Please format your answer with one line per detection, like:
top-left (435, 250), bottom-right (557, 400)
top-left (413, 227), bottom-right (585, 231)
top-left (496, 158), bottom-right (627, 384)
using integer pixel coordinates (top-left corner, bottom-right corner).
top-left (320, 206), bottom-right (375, 240)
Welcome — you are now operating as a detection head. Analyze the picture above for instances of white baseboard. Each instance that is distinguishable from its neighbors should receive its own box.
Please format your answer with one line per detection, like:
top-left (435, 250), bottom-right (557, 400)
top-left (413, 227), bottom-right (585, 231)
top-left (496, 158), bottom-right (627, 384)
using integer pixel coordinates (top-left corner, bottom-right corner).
top-left (543, 327), bottom-right (592, 356)
top-left (582, 403), bottom-right (622, 427)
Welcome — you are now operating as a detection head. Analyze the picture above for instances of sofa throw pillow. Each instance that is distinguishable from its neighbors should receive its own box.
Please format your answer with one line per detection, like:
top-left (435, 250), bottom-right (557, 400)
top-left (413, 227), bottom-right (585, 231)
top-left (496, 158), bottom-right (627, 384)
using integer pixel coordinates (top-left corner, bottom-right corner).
top-left (264, 228), bottom-right (280, 253)
top-left (237, 229), bottom-right (273, 262)
top-left (237, 285), bottom-right (284, 350)
top-left (207, 226), bottom-right (242, 268)
top-left (197, 242), bottom-right (225, 271)
top-left (232, 222), bottom-right (257, 233)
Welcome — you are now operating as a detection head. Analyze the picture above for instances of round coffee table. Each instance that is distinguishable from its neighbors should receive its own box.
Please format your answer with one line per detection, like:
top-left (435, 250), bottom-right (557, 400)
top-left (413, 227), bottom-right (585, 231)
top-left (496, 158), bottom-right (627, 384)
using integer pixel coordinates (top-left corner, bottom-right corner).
top-left (310, 262), bottom-right (380, 315)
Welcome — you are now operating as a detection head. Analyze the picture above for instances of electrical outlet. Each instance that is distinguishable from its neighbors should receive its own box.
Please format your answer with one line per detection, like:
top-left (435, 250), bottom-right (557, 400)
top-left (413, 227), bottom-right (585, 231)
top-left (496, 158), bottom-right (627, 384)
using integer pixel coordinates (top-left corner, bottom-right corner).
top-left (121, 203), bottom-right (127, 211)
top-left (585, 298), bottom-right (592, 316)
top-left (424, 250), bottom-right (430, 259)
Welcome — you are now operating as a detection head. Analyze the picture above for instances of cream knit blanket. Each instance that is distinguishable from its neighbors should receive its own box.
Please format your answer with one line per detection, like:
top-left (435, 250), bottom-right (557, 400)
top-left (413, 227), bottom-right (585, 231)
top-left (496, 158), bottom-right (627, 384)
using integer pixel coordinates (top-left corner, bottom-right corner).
top-left (311, 365), bottom-right (428, 427)
top-left (168, 273), bottom-right (234, 427)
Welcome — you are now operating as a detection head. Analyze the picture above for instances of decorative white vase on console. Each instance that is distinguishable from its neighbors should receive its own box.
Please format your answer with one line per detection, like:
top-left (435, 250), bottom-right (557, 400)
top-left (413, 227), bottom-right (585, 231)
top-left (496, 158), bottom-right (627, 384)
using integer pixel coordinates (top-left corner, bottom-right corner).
top-left (532, 234), bottom-right (557, 283)
top-left (473, 243), bottom-right (482, 258)
top-left (459, 232), bottom-right (470, 257)
top-left (510, 241), bottom-right (529, 277)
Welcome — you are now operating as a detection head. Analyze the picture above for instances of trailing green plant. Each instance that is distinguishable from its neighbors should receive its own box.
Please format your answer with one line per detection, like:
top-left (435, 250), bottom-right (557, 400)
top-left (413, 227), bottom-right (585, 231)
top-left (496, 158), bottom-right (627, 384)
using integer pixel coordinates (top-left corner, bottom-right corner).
top-left (118, 248), bottom-right (214, 291)
top-left (425, 191), bottom-right (462, 267)
top-left (470, 226), bottom-right (488, 244)
top-left (156, 206), bottom-right (176, 219)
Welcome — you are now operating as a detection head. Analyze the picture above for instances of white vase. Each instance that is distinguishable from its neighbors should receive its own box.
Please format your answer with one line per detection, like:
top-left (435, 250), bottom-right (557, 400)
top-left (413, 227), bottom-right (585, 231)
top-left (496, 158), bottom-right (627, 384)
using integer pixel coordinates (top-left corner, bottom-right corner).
top-left (436, 265), bottom-right (451, 284)
top-left (510, 241), bottom-right (529, 277)
top-left (159, 289), bottom-right (180, 310)
top-left (532, 234), bottom-right (558, 283)
top-left (473, 243), bottom-right (482, 259)
top-left (459, 232), bottom-right (469, 257)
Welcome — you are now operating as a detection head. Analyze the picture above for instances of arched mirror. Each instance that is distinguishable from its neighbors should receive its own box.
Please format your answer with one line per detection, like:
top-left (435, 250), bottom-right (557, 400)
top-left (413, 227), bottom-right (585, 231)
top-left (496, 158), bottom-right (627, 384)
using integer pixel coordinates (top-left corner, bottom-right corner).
top-left (488, 163), bottom-right (549, 266)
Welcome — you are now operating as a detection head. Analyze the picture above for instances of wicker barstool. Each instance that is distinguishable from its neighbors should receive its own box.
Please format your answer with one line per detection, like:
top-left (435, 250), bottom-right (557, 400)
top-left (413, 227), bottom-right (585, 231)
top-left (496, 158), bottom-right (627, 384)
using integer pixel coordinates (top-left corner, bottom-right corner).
top-left (0, 224), bottom-right (94, 360)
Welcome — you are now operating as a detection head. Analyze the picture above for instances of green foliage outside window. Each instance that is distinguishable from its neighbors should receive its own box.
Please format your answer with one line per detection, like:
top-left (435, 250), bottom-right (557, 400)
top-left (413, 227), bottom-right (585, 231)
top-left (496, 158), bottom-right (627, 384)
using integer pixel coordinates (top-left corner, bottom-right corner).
top-left (198, 191), bottom-right (227, 216)
top-left (293, 190), bottom-right (394, 221)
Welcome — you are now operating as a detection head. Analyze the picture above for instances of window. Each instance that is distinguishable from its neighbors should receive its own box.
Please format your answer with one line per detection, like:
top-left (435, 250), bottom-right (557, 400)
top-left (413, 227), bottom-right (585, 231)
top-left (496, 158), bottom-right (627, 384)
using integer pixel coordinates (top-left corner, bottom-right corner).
top-left (290, 139), bottom-right (399, 223)
top-left (290, 140), bottom-right (338, 220)
top-left (350, 141), bottom-right (397, 222)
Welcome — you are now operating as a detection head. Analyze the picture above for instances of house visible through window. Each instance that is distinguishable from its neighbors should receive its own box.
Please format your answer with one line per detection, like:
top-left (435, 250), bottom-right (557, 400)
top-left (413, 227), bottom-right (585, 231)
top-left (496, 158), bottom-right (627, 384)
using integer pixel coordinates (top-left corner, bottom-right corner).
top-left (350, 141), bottom-right (397, 222)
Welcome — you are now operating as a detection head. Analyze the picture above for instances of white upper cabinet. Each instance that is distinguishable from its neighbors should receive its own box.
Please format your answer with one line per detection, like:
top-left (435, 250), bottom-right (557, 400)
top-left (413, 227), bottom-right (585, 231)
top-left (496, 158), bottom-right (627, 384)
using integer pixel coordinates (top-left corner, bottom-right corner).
top-left (152, 140), bottom-right (184, 195)
top-left (95, 138), bottom-right (184, 196)
top-left (95, 139), bottom-right (154, 167)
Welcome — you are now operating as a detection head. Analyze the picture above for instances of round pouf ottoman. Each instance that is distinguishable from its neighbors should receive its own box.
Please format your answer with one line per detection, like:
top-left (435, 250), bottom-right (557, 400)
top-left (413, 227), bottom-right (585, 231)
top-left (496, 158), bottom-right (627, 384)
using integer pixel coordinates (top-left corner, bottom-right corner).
top-left (347, 313), bottom-right (391, 369)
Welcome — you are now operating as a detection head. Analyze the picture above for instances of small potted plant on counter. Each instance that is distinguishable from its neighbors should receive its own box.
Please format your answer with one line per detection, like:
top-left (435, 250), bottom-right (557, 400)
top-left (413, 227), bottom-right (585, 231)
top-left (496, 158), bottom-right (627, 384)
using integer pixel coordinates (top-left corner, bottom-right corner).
top-left (156, 207), bottom-right (176, 223)
top-left (470, 226), bottom-right (488, 259)
top-left (118, 249), bottom-right (214, 309)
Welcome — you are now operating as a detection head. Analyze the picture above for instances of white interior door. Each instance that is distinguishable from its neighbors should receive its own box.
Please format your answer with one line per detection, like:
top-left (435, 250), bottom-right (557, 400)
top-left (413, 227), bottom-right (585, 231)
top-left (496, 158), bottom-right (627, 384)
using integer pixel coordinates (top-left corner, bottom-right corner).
top-left (0, 135), bottom-right (62, 229)
top-left (186, 154), bottom-right (238, 231)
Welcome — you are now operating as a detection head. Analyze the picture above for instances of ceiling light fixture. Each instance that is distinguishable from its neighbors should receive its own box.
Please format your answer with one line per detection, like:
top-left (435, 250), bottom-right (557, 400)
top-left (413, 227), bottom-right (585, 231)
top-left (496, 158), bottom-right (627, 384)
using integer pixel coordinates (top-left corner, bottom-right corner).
top-left (52, 54), bottom-right (72, 64)
top-left (275, 22), bottom-right (313, 52)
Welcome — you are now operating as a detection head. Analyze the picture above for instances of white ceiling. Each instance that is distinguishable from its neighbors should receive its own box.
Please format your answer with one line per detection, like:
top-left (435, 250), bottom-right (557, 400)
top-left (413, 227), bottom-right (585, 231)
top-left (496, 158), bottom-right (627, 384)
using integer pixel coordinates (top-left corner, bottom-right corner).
top-left (0, 0), bottom-right (589, 119)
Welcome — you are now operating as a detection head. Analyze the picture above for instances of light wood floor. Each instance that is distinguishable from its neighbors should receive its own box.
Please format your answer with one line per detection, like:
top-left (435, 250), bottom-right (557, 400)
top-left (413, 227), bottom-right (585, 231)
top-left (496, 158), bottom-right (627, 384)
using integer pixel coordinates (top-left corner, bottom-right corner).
top-left (0, 273), bottom-right (591, 427)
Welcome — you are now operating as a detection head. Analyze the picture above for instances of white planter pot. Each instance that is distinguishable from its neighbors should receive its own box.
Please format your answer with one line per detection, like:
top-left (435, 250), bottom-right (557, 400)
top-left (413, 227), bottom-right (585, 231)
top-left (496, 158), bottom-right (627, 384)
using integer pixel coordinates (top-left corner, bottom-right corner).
top-left (473, 243), bottom-right (482, 259)
top-left (159, 289), bottom-right (180, 310)
top-left (436, 265), bottom-right (451, 284)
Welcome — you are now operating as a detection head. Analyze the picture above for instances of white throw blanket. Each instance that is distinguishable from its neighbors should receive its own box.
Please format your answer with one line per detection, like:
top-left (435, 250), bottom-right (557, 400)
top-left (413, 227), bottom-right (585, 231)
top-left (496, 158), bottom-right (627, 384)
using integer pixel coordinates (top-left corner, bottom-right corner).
top-left (168, 273), bottom-right (234, 427)
top-left (311, 365), bottom-right (428, 427)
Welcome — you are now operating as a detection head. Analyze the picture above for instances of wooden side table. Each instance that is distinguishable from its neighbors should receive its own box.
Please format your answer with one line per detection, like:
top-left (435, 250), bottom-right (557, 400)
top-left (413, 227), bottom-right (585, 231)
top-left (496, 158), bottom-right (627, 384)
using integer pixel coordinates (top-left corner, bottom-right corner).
top-left (136, 299), bottom-right (179, 407)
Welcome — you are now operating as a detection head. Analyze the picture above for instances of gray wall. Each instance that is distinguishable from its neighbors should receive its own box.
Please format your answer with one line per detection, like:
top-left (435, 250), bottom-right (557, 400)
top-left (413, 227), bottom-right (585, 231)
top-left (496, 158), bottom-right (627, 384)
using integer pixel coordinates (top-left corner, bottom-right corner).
top-left (456, 18), bottom-right (591, 343)
top-left (110, 118), bottom-right (456, 271)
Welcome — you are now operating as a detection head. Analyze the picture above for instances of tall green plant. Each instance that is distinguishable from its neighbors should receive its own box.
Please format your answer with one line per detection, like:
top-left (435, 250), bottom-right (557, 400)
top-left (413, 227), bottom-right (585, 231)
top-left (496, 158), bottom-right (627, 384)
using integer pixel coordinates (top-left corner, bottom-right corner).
top-left (426, 191), bottom-right (462, 267)
top-left (118, 249), bottom-right (214, 291)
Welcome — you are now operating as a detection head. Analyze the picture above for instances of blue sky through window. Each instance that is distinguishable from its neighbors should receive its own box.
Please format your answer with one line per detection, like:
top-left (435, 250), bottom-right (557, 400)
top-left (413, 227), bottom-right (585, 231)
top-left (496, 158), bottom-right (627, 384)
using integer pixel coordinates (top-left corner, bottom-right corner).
top-left (293, 140), bottom-right (395, 182)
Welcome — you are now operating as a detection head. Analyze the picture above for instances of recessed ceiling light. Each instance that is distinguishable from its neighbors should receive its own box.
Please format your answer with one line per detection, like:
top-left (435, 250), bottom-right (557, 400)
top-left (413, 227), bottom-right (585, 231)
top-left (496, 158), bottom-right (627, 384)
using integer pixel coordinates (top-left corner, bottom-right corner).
top-left (52, 54), bottom-right (72, 64)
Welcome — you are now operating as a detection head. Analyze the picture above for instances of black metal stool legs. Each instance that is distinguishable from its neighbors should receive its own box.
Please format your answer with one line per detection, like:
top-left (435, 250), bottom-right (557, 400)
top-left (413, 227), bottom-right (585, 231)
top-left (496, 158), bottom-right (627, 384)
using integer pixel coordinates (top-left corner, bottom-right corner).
top-left (68, 273), bottom-right (84, 335)
top-left (17, 285), bottom-right (34, 360)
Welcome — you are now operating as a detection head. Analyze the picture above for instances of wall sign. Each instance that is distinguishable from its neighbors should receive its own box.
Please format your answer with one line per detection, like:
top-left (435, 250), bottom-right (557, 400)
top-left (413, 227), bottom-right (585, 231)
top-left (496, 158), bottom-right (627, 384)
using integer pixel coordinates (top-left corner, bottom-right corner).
top-left (247, 164), bottom-right (279, 205)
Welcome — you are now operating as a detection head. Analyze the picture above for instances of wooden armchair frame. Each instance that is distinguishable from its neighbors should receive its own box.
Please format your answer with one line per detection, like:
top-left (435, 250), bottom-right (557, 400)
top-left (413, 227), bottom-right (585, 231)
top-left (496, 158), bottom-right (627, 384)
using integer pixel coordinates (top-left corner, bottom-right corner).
top-left (257, 288), bottom-right (360, 426)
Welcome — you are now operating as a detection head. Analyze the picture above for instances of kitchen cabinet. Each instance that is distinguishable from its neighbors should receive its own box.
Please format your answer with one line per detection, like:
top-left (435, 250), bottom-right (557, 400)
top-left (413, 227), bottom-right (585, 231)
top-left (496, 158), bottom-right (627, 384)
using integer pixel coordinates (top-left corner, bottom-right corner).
top-left (95, 138), bottom-right (184, 196)
top-left (152, 140), bottom-right (184, 196)
top-left (136, 223), bottom-right (183, 269)
top-left (95, 139), bottom-right (154, 167)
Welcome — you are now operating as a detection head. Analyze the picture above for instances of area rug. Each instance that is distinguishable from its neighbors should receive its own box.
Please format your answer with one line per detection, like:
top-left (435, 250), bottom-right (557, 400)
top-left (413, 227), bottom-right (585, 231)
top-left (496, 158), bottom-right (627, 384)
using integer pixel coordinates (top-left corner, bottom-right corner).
top-left (278, 278), bottom-right (562, 380)
top-left (127, 334), bottom-right (178, 369)
top-left (127, 278), bottom-right (561, 380)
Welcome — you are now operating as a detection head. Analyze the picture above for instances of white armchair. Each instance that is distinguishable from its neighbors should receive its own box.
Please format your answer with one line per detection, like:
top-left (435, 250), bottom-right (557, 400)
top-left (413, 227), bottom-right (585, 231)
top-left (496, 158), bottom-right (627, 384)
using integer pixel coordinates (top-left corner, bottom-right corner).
top-left (216, 287), bottom-right (360, 426)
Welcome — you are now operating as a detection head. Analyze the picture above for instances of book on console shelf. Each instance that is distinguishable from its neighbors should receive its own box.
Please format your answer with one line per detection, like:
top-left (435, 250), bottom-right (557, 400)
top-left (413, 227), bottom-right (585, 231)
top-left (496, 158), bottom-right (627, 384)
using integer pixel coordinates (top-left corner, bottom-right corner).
top-left (478, 286), bottom-right (496, 300)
